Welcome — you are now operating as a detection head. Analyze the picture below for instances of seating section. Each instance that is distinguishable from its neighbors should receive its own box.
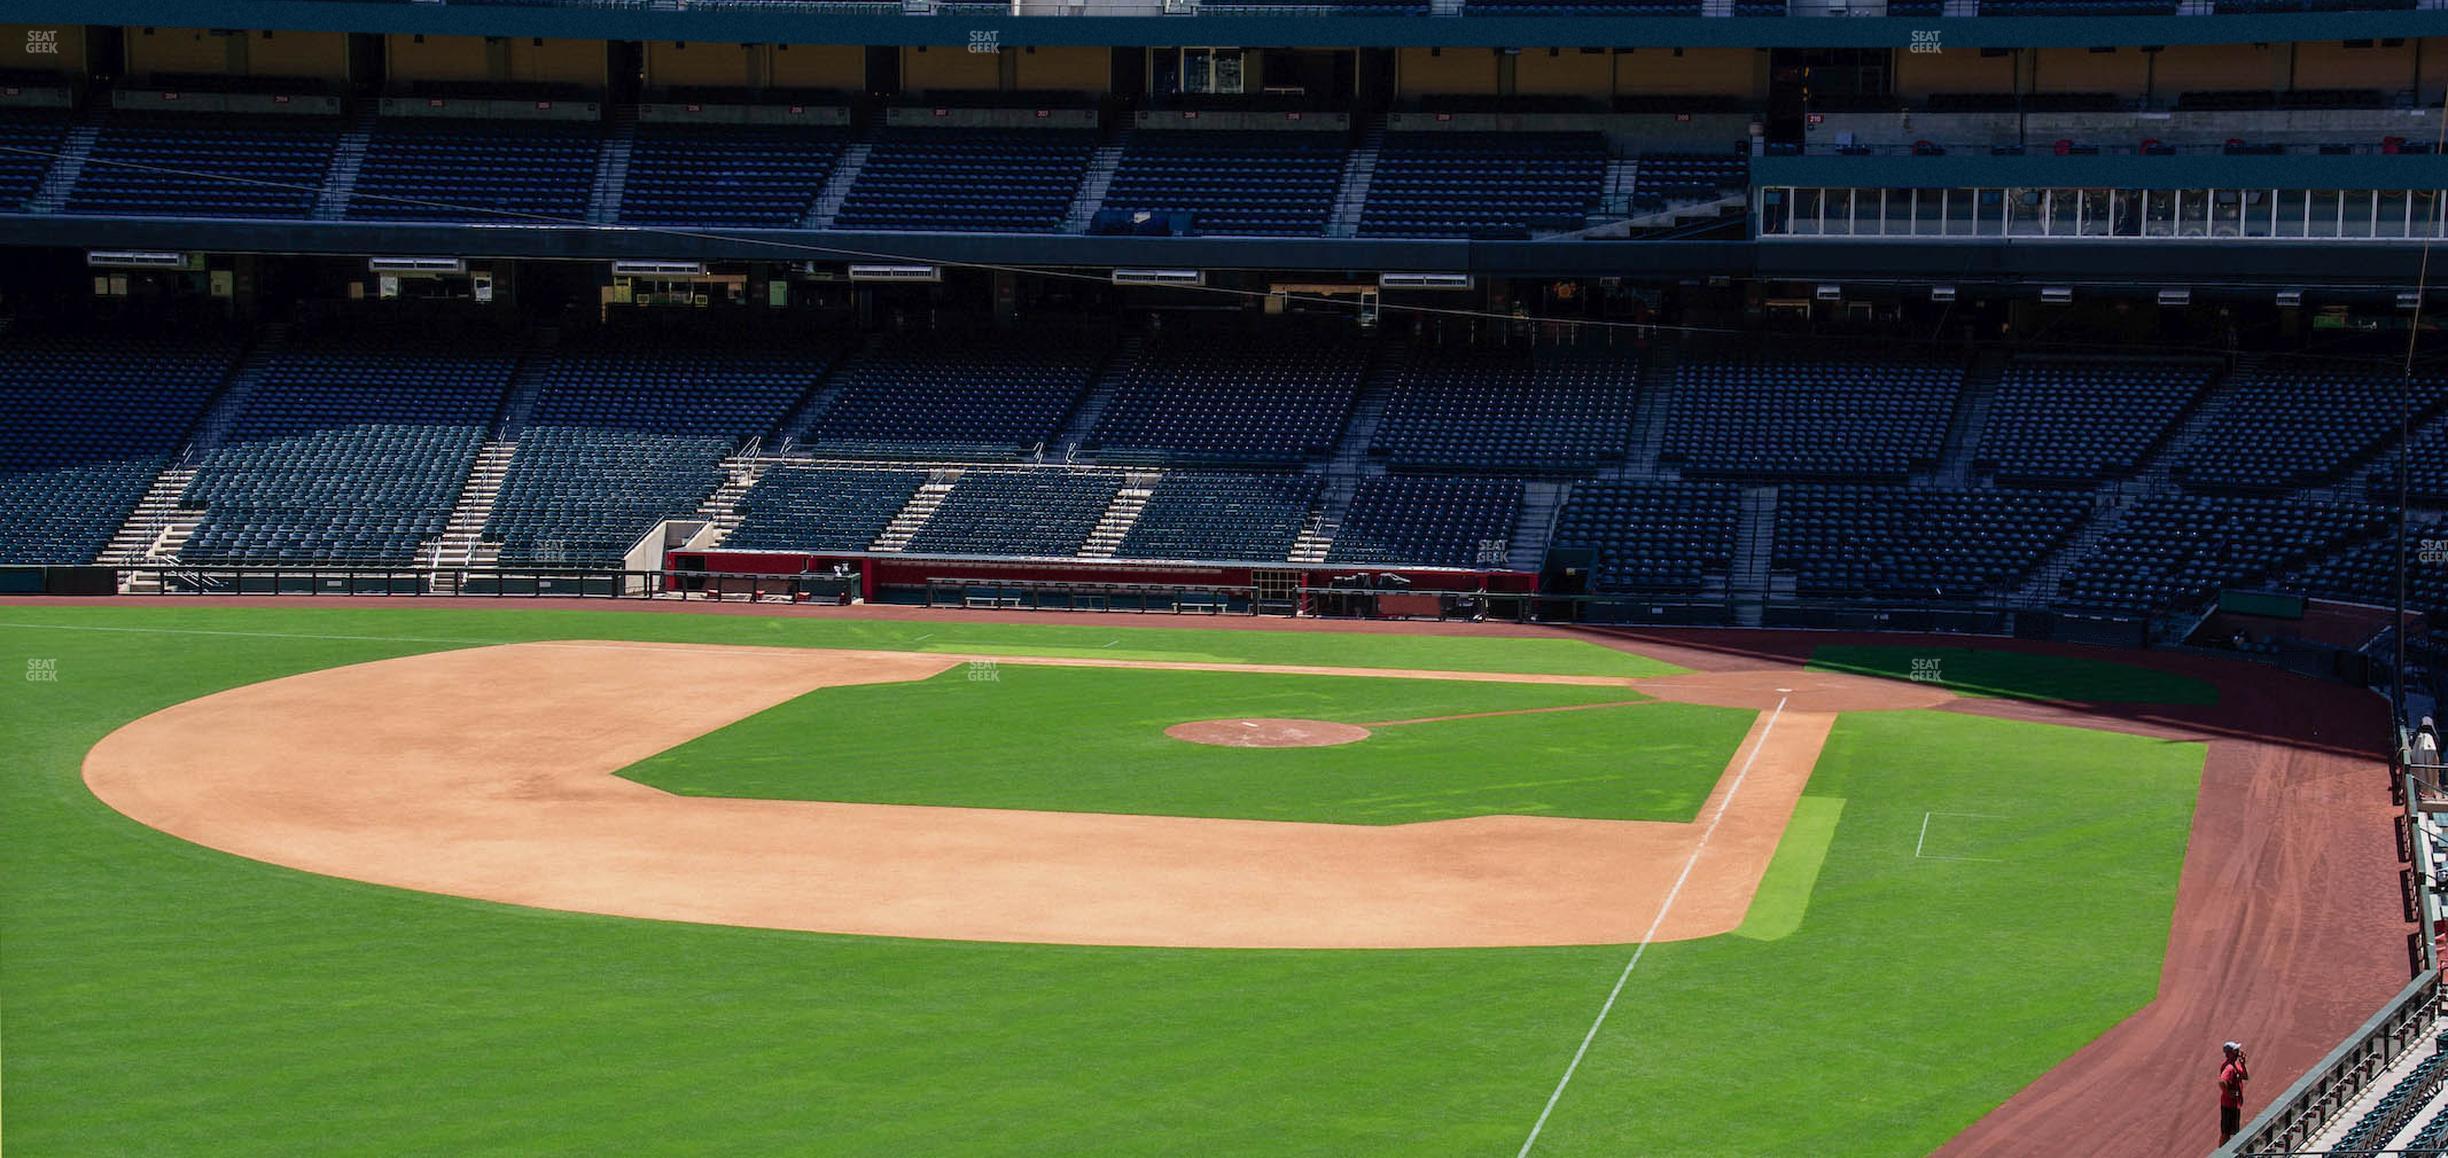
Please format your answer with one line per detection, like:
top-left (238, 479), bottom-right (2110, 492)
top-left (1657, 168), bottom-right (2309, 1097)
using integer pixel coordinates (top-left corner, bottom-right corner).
top-left (0, 332), bottom-right (232, 564)
top-left (2284, 529), bottom-right (2448, 616)
top-left (1977, 359), bottom-right (2214, 484)
top-left (1977, 0), bottom-right (2176, 14)
top-left (805, 334), bottom-right (1104, 458)
top-left (2333, 1040), bottom-right (2448, 1157)
top-left (906, 469), bottom-right (1122, 557)
top-left (2060, 494), bottom-right (2390, 612)
top-left (1088, 340), bottom-right (1366, 462)
top-left (1775, 486), bottom-right (2090, 600)
top-left (1465, 0), bottom-right (1702, 15)
top-left (1665, 354), bottom-right (1964, 479)
top-left (1096, 132), bottom-right (1346, 238)
top-left (1549, 480), bottom-right (1740, 594)
top-left (832, 129), bottom-right (1094, 234)
top-left (2179, 369), bottom-right (2448, 490)
top-left (1370, 346), bottom-right (1637, 469)
top-left (181, 336), bottom-right (514, 563)
top-left (0, 116), bottom-right (65, 211)
top-left (1630, 153), bottom-right (1746, 213)
top-left (1327, 476), bottom-right (1523, 568)
top-left (619, 124), bottom-right (844, 228)
top-left (67, 116), bottom-right (338, 219)
top-left (1116, 471), bottom-right (1323, 562)
top-left (1359, 133), bottom-right (1607, 239)
top-left (725, 465), bottom-right (929, 552)
top-left (348, 120), bottom-right (599, 223)
top-left (487, 340), bottom-right (825, 564)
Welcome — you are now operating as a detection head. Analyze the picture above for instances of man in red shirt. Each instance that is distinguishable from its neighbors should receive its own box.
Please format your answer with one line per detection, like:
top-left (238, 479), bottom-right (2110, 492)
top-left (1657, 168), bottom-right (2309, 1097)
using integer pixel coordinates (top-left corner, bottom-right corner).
top-left (2219, 1041), bottom-right (2251, 1143)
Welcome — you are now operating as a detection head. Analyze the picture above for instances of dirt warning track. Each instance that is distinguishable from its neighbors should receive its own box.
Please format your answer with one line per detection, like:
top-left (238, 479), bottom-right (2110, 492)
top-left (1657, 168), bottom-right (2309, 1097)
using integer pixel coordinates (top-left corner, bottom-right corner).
top-left (79, 639), bottom-right (1909, 949)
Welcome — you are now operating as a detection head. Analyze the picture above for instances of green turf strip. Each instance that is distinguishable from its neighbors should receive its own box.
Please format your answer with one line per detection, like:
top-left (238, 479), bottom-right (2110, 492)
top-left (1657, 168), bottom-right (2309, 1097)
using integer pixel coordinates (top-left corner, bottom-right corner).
top-left (0, 609), bottom-right (2200, 1156)
top-left (1807, 644), bottom-right (2220, 705)
top-left (623, 665), bottom-right (1755, 824)
top-left (0, 603), bottom-right (1677, 677)
top-left (1732, 795), bottom-right (1845, 942)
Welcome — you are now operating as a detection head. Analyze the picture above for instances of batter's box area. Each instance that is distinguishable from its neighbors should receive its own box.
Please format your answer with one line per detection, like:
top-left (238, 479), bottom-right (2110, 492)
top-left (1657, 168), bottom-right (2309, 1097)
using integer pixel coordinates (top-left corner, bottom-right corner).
top-left (1916, 810), bottom-right (2012, 863)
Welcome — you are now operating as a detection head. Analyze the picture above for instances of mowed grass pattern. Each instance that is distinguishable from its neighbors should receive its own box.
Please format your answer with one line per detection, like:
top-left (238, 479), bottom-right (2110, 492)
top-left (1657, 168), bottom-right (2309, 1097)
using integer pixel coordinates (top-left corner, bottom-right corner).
top-left (625, 666), bottom-right (1757, 824)
top-left (1807, 644), bottom-right (2219, 705)
top-left (0, 606), bottom-right (2201, 1156)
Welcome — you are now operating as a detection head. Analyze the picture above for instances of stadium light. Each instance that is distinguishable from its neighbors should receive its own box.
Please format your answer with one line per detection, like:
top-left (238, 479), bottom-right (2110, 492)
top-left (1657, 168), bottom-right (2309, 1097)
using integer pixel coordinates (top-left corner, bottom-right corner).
top-left (1379, 272), bottom-right (1474, 291)
top-left (2157, 288), bottom-right (2191, 307)
top-left (1814, 284), bottom-right (1843, 301)
top-left (1930, 285), bottom-right (1957, 303)
top-left (2276, 289), bottom-right (2305, 308)
top-left (612, 261), bottom-right (709, 277)
top-left (1111, 269), bottom-right (1204, 287)
top-left (2040, 286), bottom-right (2074, 305)
top-left (368, 256), bottom-right (467, 274)
top-left (848, 264), bottom-right (942, 283)
top-left (86, 250), bottom-right (193, 269)
top-left (2400, 291), bottom-right (2426, 311)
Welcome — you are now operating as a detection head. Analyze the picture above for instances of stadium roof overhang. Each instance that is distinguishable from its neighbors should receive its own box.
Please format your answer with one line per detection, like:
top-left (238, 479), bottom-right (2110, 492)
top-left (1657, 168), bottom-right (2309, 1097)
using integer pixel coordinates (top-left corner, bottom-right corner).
top-left (1, 0), bottom-right (2442, 50)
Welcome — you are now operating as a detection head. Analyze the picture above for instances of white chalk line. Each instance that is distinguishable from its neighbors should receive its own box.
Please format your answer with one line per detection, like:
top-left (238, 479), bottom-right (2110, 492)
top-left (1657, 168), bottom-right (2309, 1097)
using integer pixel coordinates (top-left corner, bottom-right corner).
top-left (1914, 810), bottom-right (2006, 863)
top-left (1516, 693), bottom-right (1790, 1158)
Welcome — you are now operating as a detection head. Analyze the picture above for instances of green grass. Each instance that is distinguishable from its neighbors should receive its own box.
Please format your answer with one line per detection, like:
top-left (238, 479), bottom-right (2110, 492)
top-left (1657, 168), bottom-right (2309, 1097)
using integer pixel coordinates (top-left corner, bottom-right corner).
top-left (624, 666), bottom-right (1756, 824)
top-left (0, 606), bottom-right (2202, 1156)
top-left (0, 603), bottom-right (1678, 677)
top-left (1807, 644), bottom-right (2220, 705)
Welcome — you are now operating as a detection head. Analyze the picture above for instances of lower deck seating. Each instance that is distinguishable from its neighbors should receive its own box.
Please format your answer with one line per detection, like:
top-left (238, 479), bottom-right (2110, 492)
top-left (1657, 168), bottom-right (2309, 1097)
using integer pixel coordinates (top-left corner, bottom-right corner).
top-left (1775, 486), bottom-right (2091, 600)
top-left (1087, 339), bottom-right (1366, 462)
top-left (725, 465), bottom-right (930, 552)
top-left (1548, 480), bottom-right (1739, 594)
top-left (804, 333), bottom-right (1104, 459)
top-left (181, 334), bottom-right (514, 563)
top-left (1976, 358), bottom-right (2214, 484)
top-left (486, 338), bottom-right (828, 564)
top-left (1666, 353), bottom-right (1964, 479)
top-left (1370, 346), bottom-right (1638, 470)
top-left (906, 469), bottom-right (1123, 557)
top-left (1116, 471), bottom-right (1322, 562)
top-left (2060, 494), bottom-right (2391, 612)
top-left (0, 331), bottom-right (234, 564)
top-left (2179, 369), bottom-right (2448, 490)
top-left (1325, 475), bottom-right (1523, 569)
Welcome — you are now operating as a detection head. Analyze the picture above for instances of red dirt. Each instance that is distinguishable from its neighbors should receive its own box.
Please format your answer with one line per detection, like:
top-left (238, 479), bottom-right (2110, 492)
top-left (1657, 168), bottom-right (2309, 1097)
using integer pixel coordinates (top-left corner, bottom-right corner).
top-left (82, 641), bottom-right (1864, 949)
top-left (35, 599), bottom-right (2410, 1152)
top-left (1165, 718), bottom-right (1372, 748)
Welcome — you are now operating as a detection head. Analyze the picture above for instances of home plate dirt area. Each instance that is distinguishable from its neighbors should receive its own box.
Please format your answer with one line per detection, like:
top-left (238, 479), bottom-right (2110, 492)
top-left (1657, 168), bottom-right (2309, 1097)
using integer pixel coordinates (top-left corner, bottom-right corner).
top-left (84, 639), bottom-right (1937, 949)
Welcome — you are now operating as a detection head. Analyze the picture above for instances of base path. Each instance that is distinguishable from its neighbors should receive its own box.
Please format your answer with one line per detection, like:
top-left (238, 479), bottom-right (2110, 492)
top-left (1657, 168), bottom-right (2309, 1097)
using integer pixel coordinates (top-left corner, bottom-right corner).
top-left (81, 639), bottom-right (1904, 949)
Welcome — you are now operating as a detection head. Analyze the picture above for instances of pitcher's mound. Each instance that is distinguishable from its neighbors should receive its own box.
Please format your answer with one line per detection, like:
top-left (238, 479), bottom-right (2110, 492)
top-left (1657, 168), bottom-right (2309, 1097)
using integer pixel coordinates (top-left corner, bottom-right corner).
top-left (1166, 718), bottom-right (1372, 748)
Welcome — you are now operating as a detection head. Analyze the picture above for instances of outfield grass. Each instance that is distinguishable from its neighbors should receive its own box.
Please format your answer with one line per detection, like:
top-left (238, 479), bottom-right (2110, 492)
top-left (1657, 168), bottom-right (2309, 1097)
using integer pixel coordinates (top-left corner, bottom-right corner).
top-left (0, 606), bottom-right (2202, 1156)
top-left (625, 665), bottom-right (1757, 824)
top-left (1807, 644), bottom-right (2220, 705)
top-left (0, 603), bottom-right (1678, 677)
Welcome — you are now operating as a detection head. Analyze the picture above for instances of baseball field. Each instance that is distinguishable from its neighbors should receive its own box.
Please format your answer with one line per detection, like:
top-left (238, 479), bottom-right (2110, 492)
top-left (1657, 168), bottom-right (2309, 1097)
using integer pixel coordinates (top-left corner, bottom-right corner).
top-left (0, 600), bottom-right (2408, 1155)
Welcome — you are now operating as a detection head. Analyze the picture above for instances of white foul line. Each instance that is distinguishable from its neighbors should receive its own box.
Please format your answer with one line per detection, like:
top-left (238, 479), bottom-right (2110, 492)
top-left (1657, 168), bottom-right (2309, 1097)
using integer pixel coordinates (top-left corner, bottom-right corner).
top-left (1516, 693), bottom-right (1790, 1158)
top-left (1913, 810), bottom-right (2005, 863)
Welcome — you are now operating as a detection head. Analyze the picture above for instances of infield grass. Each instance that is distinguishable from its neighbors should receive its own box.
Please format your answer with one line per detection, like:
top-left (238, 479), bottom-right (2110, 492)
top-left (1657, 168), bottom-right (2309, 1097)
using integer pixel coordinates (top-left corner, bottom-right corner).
top-left (0, 604), bottom-right (2203, 1156)
top-left (625, 665), bottom-right (1757, 824)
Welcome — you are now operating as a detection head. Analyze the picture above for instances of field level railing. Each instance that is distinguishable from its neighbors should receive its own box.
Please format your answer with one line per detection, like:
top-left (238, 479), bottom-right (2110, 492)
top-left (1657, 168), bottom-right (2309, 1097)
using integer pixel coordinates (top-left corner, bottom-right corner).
top-left (2223, 973), bottom-right (2444, 1157)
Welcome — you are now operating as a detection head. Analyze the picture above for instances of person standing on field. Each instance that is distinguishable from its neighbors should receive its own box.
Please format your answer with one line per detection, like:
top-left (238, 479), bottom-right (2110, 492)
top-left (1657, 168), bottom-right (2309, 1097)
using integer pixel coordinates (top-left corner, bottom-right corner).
top-left (2218, 1041), bottom-right (2250, 1143)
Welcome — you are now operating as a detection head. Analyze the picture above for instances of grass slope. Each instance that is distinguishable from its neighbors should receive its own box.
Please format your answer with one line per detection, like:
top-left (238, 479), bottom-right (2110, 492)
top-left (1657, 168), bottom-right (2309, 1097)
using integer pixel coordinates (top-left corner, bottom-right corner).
top-left (0, 607), bottom-right (2200, 1156)
top-left (1808, 644), bottom-right (2219, 705)
top-left (624, 666), bottom-right (1756, 824)
top-left (0, 603), bottom-right (1677, 677)
top-left (1528, 710), bottom-right (2203, 1155)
